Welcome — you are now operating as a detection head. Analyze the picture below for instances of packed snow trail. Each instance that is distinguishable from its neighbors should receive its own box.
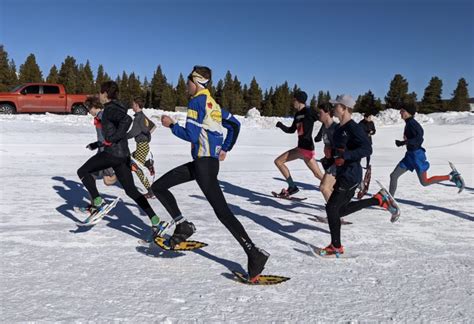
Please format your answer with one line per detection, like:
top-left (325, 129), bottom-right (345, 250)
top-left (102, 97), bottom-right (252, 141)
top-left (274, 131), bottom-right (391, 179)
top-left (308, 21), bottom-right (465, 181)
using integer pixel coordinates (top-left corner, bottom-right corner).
top-left (1, 112), bottom-right (473, 322)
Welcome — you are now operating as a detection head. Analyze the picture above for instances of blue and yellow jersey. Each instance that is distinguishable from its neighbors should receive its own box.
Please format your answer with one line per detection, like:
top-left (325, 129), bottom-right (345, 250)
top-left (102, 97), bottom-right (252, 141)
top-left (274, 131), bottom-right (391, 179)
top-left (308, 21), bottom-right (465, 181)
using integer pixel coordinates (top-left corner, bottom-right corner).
top-left (171, 89), bottom-right (240, 160)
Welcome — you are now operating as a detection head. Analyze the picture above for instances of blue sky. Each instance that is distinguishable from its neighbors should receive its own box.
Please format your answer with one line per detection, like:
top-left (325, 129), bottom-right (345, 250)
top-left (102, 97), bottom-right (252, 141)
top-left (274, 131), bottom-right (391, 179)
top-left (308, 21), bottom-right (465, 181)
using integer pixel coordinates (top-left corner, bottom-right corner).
top-left (1, 0), bottom-right (473, 100)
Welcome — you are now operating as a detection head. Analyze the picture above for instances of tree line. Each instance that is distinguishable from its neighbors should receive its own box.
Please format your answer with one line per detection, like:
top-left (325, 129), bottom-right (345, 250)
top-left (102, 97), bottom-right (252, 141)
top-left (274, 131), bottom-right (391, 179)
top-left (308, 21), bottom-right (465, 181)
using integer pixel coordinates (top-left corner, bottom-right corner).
top-left (0, 45), bottom-right (471, 116)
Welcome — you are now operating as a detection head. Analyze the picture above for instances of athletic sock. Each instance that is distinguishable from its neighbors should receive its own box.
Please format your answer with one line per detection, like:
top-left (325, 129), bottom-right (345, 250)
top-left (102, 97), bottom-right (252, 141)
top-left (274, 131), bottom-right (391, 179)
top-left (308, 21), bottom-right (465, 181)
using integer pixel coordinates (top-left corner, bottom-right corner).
top-left (150, 215), bottom-right (160, 226)
top-left (286, 176), bottom-right (295, 188)
top-left (93, 196), bottom-right (103, 207)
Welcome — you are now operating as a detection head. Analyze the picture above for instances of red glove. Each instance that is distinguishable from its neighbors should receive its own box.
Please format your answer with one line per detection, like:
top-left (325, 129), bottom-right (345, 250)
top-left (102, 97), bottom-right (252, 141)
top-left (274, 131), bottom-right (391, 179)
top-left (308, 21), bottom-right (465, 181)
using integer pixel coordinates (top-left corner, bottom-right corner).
top-left (103, 140), bottom-right (112, 146)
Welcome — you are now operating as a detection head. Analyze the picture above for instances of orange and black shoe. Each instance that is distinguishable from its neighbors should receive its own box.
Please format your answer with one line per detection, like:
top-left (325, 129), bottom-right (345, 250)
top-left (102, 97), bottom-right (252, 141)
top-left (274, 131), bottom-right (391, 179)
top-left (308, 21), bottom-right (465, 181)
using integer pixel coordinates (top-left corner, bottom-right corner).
top-left (373, 190), bottom-right (400, 222)
top-left (319, 243), bottom-right (344, 257)
top-left (373, 191), bottom-right (390, 209)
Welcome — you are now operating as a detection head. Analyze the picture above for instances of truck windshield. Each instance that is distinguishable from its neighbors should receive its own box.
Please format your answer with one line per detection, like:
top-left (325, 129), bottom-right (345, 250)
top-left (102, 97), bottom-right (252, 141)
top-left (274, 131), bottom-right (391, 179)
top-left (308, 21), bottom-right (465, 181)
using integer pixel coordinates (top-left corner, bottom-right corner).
top-left (10, 85), bottom-right (24, 92)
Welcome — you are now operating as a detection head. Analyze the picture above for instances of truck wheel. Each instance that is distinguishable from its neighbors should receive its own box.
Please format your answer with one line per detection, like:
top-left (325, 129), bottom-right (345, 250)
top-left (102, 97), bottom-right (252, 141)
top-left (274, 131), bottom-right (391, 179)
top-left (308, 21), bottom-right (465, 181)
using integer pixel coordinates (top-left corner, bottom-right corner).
top-left (0, 103), bottom-right (16, 114)
top-left (72, 104), bottom-right (88, 115)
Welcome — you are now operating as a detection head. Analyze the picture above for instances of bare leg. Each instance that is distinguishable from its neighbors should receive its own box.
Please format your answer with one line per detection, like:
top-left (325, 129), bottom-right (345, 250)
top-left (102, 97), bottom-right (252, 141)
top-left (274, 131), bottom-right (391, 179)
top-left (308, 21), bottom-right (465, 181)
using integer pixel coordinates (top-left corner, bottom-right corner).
top-left (304, 157), bottom-right (324, 181)
top-left (320, 173), bottom-right (336, 202)
top-left (274, 148), bottom-right (301, 180)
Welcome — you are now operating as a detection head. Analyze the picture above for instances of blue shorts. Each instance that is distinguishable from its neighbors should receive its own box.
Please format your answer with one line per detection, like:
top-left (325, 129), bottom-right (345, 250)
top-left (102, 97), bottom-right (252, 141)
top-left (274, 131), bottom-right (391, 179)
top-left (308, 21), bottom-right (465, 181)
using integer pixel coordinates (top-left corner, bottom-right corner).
top-left (399, 149), bottom-right (430, 173)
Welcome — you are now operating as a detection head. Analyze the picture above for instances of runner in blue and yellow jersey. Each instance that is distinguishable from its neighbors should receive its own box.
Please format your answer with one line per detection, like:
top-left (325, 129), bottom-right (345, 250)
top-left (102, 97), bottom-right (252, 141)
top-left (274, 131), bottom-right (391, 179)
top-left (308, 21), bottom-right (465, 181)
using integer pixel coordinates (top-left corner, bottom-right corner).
top-left (153, 66), bottom-right (269, 281)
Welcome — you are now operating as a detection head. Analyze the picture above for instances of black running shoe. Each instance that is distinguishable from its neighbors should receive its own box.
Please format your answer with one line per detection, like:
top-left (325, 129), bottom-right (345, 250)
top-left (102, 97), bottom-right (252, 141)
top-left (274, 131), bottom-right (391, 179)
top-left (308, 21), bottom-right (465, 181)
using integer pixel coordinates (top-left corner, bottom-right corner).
top-left (169, 221), bottom-right (196, 248)
top-left (286, 186), bottom-right (299, 196)
top-left (247, 246), bottom-right (270, 279)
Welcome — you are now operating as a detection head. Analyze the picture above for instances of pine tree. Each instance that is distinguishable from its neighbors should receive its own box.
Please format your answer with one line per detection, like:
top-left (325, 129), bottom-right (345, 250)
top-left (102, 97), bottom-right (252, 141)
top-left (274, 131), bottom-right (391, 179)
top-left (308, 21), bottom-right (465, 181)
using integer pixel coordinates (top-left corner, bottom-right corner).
top-left (449, 78), bottom-right (470, 111)
top-left (82, 61), bottom-right (95, 93)
top-left (95, 64), bottom-right (110, 92)
top-left (46, 65), bottom-right (59, 83)
top-left (325, 91), bottom-right (331, 103)
top-left (19, 54), bottom-right (43, 83)
top-left (76, 61), bottom-right (95, 94)
top-left (142, 77), bottom-right (152, 108)
top-left (221, 71), bottom-right (234, 110)
top-left (419, 77), bottom-right (443, 113)
top-left (58, 56), bottom-right (79, 93)
top-left (8, 59), bottom-right (18, 87)
top-left (354, 90), bottom-right (383, 115)
top-left (248, 77), bottom-right (263, 110)
top-left (262, 88), bottom-right (274, 116)
top-left (214, 79), bottom-right (224, 105)
top-left (385, 74), bottom-right (409, 109)
top-left (160, 84), bottom-right (176, 111)
top-left (175, 73), bottom-right (188, 107)
top-left (405, 91), bottom-right (418, 107)
top-left (291, 84), bottom-right (300, 97)
top-left (317, 90), bottom-right (331, 104)
top-left (150, 65), bottom-right (167, 108)
top-left (310, 95), bottom-right (317, 109)
top-left (128, 72), bottom-right (142, 105)
top-left (0, 45), bottom-right (18, 91)
top-left (317, 91), bottom-right (325, 104)
top-left (243, 84), bottom-right (249, 109)
top-left (231, 75), bottom-right (246, 115)
top-left (119, 71), bottom-right (129, 106)
top-left (272, 82), bottom-right (292, 116)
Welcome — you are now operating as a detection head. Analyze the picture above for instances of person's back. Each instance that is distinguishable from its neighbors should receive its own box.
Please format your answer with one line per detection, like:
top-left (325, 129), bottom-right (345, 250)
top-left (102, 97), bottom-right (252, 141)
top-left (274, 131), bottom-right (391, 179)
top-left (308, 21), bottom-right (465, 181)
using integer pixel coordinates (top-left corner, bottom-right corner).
top-left (403, 116), bottom-right (424, 151)
top-left (83, 96), bottom-right (116, 185)
top-left (127, 97), bottom-right (157, 198)
top-left (333, 119), bottom-right (372, 186)
top-left (101, 100), bottom-right (132, 158)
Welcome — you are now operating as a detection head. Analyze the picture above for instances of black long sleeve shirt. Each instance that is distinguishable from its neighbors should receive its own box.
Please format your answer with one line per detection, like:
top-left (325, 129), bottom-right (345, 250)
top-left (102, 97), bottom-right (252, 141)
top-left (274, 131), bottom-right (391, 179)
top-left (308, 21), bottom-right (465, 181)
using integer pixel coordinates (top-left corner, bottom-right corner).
top-left (278, 107), bottom-right (318, 150)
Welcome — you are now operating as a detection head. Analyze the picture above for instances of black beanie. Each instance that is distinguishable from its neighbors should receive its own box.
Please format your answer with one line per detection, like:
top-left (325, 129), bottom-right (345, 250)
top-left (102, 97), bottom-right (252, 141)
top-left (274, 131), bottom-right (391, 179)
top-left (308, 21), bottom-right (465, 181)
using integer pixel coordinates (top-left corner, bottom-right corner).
top-left (403, 102), bottom-right (417, 116)
top-left (294, 90), bottom-right (308, 104)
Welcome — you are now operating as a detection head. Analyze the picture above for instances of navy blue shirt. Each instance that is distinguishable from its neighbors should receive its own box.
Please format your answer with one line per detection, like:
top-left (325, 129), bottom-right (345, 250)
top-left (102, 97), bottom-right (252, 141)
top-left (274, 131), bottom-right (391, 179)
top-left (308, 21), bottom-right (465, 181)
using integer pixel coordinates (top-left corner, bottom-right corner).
top-left (333, 119), bottom-right (372, 186)
top-left (404, 117), bottom-right (424, 151)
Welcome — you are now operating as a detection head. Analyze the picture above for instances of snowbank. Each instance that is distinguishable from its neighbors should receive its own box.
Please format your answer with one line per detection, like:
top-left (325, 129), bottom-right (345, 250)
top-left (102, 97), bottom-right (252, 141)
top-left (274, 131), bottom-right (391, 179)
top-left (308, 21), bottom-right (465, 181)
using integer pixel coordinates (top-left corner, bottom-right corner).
top-left (0, 108), bottom-right (471, 129)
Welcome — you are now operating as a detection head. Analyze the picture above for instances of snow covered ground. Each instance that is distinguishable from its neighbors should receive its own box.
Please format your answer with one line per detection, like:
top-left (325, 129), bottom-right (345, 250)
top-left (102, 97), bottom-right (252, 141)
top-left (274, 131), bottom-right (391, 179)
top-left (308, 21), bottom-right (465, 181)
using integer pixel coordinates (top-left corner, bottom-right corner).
top-left (1, 110), bottom-right (473, 322)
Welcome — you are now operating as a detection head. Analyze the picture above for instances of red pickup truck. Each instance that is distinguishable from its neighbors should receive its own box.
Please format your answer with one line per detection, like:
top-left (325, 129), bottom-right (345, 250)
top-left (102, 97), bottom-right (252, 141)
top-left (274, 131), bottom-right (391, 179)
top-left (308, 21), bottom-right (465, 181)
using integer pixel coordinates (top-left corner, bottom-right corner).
top-left (0, 83), bottom-right (89, 114)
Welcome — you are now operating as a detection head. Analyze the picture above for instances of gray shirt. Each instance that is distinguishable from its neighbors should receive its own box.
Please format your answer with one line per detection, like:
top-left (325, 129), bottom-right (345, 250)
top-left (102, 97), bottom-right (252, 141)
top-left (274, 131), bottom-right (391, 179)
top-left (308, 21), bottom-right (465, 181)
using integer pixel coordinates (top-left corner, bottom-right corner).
top-left (127, 111), bottom-right (155, 143)
top-left (315, 122), bottom-right (338, 148)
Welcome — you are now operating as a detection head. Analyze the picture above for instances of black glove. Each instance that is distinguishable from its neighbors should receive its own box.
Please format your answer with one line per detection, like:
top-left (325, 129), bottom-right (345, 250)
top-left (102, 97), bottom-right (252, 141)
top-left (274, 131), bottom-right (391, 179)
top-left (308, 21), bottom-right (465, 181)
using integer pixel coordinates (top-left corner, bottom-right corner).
top-left (320, 157), bottom-right (334, 170)
top-left (86, 141), bottom-right (103, 150)
top-left (276, 121), bottom-right (283, 129)
top-left (395, 140), bottom-right (406, 147)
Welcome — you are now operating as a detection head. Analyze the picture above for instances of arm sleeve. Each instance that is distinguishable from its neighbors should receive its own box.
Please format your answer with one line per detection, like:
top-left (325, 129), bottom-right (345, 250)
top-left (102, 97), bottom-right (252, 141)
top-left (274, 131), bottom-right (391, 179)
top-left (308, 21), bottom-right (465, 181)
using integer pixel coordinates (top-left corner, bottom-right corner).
top-left (370, 122), bottom-right (376, 135)
top-left (343, 124), bottom-right (373, 161)
top-left (147, 117), bottom-right (156, 133)
top-left (406, 121), bottom-right (423, 147)
top-left (171, 98), bottom-right (204, 143)
top-left (104, 109), bottom-right (132, 143)
top-left (221, 109), bottom-right (240, 152)
top-left (314, 125), bottom-right (323, 142)
top-left (126, 117), bottom-right (141, 139)
top-left (279, 117), bottom-right (297, 133)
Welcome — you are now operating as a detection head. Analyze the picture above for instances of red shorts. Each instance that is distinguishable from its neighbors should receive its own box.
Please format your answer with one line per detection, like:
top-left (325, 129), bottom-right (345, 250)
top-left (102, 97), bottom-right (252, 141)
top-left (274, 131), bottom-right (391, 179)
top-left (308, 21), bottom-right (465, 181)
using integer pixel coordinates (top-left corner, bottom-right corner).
top-left (298, 148), bottom-right (315, 160)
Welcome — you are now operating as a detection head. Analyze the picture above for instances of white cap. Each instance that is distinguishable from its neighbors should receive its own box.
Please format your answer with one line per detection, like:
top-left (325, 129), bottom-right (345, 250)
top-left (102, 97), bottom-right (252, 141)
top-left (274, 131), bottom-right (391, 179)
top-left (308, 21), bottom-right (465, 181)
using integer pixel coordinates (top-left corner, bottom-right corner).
top-left (330, 94), bottom-right (356, 109)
